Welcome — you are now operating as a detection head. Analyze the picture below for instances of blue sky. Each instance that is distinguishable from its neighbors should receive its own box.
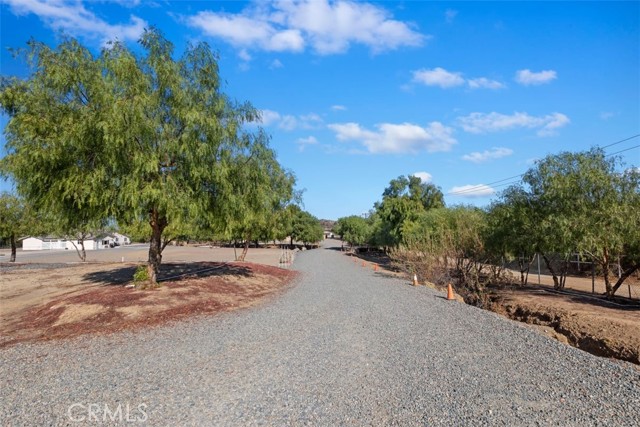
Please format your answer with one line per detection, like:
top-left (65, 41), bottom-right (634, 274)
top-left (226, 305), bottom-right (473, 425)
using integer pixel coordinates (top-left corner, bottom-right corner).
top-left (1, 1), bottom-right (638, 220)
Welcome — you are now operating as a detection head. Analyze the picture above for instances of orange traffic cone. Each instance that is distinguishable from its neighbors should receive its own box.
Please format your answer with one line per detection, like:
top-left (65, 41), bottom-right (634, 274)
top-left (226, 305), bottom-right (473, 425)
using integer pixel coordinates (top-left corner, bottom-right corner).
top-left (412, 274), bottom-right (419, 286)
top-left (373, 264), bottom-right (378, 271)
top-left (362, 261), bottom-right (366, 267)
top-left (447, 283), bottom-right (455, 300)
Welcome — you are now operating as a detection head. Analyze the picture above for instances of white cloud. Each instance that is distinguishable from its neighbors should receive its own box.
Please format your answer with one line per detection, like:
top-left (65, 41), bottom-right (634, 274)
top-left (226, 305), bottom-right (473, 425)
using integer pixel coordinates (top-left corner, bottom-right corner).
top-left (449, 184), bottom-right (495, 198)
top-left (188, 0), bottom-right (425, 55)
top-left (258, 109), bottom-right (282, 126)
top-left (188, 11), bottom-right (305, 52)
top-left (238, 49), bottom-right (252, 62)
top-left (413, 67), bottom-right (465, 88)
top-left (328, 121), bottom-right (456, 154)
top-left (279, 115), bottom-right (299, 131)
top-left (109, 0), bottom-right (142, 7)
top-left (296, 136), bottom-right (319, 151)
top-left (515, 69), bottom-right (557, 86)
top-left (462, 147), bottom-right (513, 163)
top-left (297, 136), bottom-right (318, 145)
top-left (331, 105), bottom-right (347, 111)
top-left (467, 77), bottom-right (505, 90)
top-left (269, 59), bottom-right (284, 69)
top-left (412, 172), bottom-right (432, 183)
top-left (4, 0), bottom-right (147, 45)
top-left (257, 109), bottom-right (323, 131)
top-left (445, 9), bottom-right (458, 24)
top-left (413, 67), bottom-right (504, 90)
top-left (458, 111), bottom-right (570, 136)
top-left (599, 111), bottom-right (617, 120)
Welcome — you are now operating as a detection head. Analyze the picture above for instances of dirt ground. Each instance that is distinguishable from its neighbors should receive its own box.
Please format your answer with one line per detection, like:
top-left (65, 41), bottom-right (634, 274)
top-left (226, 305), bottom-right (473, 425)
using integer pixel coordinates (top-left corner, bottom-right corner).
top-left (0, 244), bottom-right (289, 266)
top-left (350, 249), bottom-right (640, 365)
top-left (0, 260), bottom-right (296, 348)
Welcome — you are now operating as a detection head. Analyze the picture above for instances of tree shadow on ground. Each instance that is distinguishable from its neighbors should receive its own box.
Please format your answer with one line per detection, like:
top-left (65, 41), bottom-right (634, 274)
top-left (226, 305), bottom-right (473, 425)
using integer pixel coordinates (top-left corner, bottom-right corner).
top-left (324, 245), bottom-right (350, 252)
top-left (82, 262), bottom-right (253, 286)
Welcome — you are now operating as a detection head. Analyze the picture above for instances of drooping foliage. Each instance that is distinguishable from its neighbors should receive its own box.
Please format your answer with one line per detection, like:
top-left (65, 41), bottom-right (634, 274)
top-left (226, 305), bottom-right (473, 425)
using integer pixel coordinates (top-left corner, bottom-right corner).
top-left (0, 192), bottom-right (40, 262)
top-left (0, 29), bottom-right (270, 282)
top-left (212, 130), bottom-right (296, 260)
top-left (338, 148), bottom-right (638, 299)
top-left (515, 149), bottom-right (639, 296)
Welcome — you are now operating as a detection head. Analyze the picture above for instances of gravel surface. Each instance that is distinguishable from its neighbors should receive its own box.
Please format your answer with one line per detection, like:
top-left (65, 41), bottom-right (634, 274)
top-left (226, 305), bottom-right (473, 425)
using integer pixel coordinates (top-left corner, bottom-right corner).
top-left (2, 239), bottom-right (639, 426)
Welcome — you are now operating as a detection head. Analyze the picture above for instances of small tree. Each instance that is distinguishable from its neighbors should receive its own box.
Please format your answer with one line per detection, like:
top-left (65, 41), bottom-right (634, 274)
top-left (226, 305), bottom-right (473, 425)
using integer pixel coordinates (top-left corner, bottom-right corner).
top-left (290, 209), bottom-right (324, 248)
top-left (486, 187), bottom-right (539, 285)
top-left (0, 193), bottom-right (33, 262)
top-left (215, 132), bottom-right (296, 261)
top-left (334, 215), bottom-right (370, 249)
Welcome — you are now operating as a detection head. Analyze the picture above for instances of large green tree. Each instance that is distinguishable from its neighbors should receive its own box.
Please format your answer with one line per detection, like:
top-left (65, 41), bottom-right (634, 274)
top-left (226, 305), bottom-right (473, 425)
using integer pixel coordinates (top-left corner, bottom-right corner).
top-left (502, 149), bottom-right (639, 297)
top-left (374, 175), bottom-right (445, 246)
top-left (1, 30), bottom-right (261, 283)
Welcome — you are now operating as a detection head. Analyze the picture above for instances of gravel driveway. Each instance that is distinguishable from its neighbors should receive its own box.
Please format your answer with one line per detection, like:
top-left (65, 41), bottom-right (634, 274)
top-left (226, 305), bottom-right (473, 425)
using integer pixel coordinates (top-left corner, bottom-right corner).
top-left (2, 239), bottom-right (639, 426)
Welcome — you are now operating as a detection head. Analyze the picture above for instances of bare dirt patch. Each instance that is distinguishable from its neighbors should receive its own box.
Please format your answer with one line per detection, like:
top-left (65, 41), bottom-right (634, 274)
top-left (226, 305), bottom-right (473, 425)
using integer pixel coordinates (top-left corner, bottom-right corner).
top-left (0, 262), bottom-right (296, 348)
top-left (487, 285), bottom-right (640, 365)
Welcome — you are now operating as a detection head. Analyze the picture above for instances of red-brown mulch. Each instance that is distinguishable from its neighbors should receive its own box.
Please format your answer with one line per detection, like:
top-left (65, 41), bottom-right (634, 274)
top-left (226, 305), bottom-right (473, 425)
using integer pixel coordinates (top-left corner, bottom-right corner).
top-left (0, 262), bottom-right (297, 348)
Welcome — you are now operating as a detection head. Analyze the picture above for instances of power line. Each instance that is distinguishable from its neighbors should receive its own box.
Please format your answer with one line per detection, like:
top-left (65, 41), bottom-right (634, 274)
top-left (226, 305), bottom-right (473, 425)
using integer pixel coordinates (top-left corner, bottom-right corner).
top-left (606, 144), bottom-right (640, 157)
top-left (447, 133), bottom-right (640, 197)
top-left (600, 134), bottom-right (640, 149)
top-left (447, 179), bottom-right (523, 196)
top-left (447, 178), bottom-right (522, 196)
top-left (446, 174), bottom-right (524, 195)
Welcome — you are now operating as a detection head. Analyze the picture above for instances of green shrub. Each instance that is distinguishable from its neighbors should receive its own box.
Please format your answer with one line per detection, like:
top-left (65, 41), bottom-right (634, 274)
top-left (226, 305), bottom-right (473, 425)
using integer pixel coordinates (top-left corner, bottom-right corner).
top-left (133, 265), bottom-right (149, 283)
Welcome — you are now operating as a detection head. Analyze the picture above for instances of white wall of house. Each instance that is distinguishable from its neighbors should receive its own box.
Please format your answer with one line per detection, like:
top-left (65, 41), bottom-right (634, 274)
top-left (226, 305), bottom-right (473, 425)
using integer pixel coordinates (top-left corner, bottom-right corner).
top-left (65, 239), bottom-right (98, 251)
top-left (23, 237), bottom-right (46, 251)
top-left (22, 237), bottom-right (103, 251)
top-left (113, 233), bottom-right (130, 245)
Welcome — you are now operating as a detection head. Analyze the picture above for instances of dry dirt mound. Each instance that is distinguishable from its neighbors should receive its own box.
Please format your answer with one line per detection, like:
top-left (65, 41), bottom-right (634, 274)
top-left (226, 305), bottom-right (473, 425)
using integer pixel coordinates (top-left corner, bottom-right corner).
top-left (488, 286), bottom-right (640, 365)
top-left (0, 262), bottom-right (296, 348)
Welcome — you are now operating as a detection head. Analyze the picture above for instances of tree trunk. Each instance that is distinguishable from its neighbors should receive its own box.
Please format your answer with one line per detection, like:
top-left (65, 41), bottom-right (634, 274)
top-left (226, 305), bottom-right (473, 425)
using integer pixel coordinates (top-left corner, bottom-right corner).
top-left (610, 264), bottom-right (639, 297)
top-left (601, 248), bottom-right (613, 298)
top-left (542, 254), bottom-right (561, 289)
top-left (519, 254), bottom-right (534, 286)
top-left (238, 239), bottom-right (250, 262)
top-left (147, 209), bottom-right (168, 284)
top-left (9, 233), bottom-right (16, 262)
top-left (69, 237), bottom-right (87, 262)
top-left (79, 239), bottom-right (86, 262)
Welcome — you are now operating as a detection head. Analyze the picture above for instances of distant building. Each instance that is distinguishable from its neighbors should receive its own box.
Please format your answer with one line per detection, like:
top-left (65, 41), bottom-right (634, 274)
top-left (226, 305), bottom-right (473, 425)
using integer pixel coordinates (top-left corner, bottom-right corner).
top-left (113, 233), bottom-right (131, 246)
top-left (21, 234), bottom-right (129, 251)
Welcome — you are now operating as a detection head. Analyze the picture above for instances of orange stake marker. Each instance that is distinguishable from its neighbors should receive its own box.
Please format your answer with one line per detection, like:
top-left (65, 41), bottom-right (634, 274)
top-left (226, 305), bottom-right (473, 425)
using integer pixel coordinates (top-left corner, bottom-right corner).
top-left (447, 283), bottom-right (455, 300)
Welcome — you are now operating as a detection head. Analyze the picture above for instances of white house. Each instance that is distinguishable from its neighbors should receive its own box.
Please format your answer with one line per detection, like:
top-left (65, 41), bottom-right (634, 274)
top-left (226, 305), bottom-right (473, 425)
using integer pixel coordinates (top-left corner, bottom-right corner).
top-left (21, 234), bottom-right (129, 251)
top-left (113, 233), bottom-right (131, 246)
